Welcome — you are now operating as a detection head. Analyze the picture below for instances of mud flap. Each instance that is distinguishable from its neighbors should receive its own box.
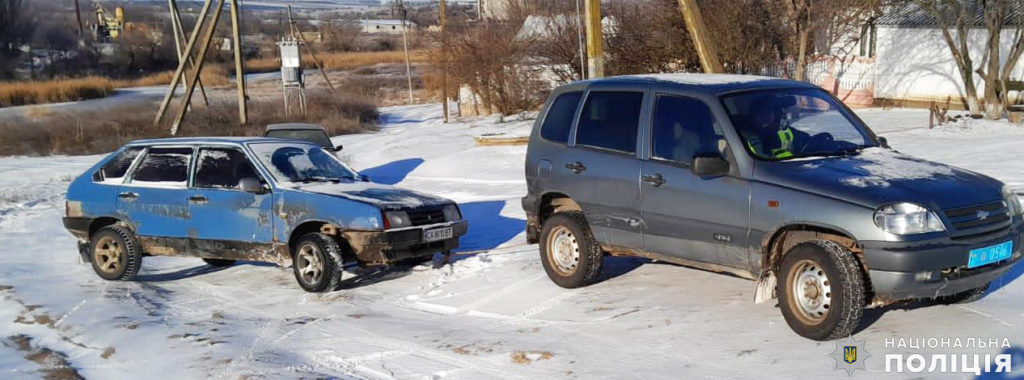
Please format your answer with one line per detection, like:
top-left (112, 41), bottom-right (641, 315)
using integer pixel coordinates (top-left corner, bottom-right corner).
top-left (754, 271), bottom-right (777, 304)
top-left (77, 241), bottom-right (90, 264)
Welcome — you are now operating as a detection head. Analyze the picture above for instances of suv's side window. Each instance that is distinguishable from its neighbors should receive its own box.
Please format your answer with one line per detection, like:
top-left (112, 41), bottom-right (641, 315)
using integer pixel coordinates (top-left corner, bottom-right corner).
top-left (94, 147), bottom-right (143, 183)
top-left (575, 91), bottom-right (644, 154)
top-left (539, 91), bottom-right (582, 144)
top-left (129, 147), bottom-right (193, 186)
top-left (651, 95), bottom-right (723, 164)
top-left (193, 148), bottom-right (262, 190)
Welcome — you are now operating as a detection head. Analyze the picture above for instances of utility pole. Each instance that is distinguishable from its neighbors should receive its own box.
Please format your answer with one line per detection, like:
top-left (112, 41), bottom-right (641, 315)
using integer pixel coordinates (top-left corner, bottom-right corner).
top-left (229, 0), bottom-right (247, 124)
top-left (677, 0), bottom-right (723, 73)
top-left (170, 0), bottom-right (226, 135)
top-left (74, 0), bottom-right (85, 37)
top-left (154, 0), bottom-right (212, 128)
top-left (399, 0), bottom-right (414, 104)
top-left (440, 0), bottom-right (449, 122)
top-left (168, 0), bottom-right (209, 106)
top-left (575, 0), bottom-right (586, 79)
top-left (583, 0), bottom-right (603, 78)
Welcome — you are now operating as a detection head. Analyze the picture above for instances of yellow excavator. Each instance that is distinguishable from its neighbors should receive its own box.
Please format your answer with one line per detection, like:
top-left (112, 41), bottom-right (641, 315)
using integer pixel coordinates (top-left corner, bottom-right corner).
top-left (93, 3), bottom-right (125, 39)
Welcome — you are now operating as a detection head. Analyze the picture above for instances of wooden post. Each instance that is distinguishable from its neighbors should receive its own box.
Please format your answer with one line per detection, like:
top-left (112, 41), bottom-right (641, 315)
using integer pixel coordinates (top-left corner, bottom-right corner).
top-left (169, 0), bottom-right (208, 106)
top-left (440, 0), bottom-right (449, 122)
top-left (153, 0), bottom-right (212, 127)
top-left (399, 1), bottom-right (414, 104)
top-left (74, 0), bottom-right (85, 36)
top-left (583, 0), bottom-right (603, 78)
top-left (229, 0), bottom-right (247, 124)
top-left (677, 0), bottom-right (723, 73)
top-left (170, 0), bottom-right (226, 135)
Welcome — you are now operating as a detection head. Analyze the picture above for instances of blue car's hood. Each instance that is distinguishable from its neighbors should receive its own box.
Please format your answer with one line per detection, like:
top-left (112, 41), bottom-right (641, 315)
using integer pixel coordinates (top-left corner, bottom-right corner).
top-left (285, 180), bottom-right (453, 210)
top-left (755, 148), bottom-right (1004, 210)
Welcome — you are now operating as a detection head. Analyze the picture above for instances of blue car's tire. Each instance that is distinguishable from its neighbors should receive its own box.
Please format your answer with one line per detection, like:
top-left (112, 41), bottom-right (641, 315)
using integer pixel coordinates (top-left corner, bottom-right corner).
top-left (89, 225), bottom-right (143, 281)
top-left (292, 233), bottom-right (344, 293)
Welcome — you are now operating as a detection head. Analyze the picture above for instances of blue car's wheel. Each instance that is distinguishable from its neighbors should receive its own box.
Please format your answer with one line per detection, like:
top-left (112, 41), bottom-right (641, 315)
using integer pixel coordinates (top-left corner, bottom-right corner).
top-left (292, 233), bottom-right (343, 292)
top-left (89, 225), bottom-right (143, 281)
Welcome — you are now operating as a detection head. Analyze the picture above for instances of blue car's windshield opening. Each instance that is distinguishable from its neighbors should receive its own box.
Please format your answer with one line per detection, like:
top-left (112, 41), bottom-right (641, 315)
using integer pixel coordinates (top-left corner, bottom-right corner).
top-left (721, 88), bottom-right (877, 161)
top-left (249, 142), bottom-right (359, 183)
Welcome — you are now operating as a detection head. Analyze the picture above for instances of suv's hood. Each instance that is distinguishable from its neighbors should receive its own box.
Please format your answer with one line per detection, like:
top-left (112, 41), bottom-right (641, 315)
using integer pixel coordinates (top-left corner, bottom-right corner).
top-left (287, 181), bottom-right (453, 210)
top-left (755, 147), bottom-right (1003, 210)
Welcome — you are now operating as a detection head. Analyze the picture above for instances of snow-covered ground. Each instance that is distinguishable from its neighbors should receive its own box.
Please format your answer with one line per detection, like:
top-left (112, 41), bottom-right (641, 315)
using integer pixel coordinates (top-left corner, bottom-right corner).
top-left (1, 104), bottom-right (1023, 379)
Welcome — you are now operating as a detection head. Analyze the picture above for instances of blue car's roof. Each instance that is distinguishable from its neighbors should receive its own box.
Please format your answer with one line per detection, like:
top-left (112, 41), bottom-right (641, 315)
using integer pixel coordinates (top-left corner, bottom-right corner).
top-left (126, 136), bottom-right (316, 147)
top-left (570, 73), bottom-right (818, 95)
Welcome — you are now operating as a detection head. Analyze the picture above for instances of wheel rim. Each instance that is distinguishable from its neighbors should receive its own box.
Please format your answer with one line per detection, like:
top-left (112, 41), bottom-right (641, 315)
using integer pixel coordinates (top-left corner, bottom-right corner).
top-left (790, 259), bottom-right (832, 323)
top-left (547, 226), bottom-right (580, 276)
top-left (93, 236), bottom-right (123, 274)
top-left (296, 243), bottom-right (324, 285)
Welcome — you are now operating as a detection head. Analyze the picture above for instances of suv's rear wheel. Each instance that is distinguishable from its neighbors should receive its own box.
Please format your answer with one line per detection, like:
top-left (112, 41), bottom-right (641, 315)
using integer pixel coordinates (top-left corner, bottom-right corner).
top-left (777, 240), bottom-right (865, 340)
top-left (89, 225), bottom-right (143, 281)
top-left (539, 212), bottom-right (603, 288)
top-left (292, 233), bottom-right (344, 292)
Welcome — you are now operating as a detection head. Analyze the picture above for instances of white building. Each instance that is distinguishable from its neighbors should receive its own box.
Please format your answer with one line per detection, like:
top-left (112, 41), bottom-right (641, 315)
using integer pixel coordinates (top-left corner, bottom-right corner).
top-left (359, 19), bottom-right (416, 34)
top-left (870, 3), bottom-right (1024, 105)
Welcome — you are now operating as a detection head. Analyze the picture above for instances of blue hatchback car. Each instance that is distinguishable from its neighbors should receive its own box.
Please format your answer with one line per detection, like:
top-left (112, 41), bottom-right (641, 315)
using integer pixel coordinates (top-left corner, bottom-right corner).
top-left (62, 137), bottom-right (468, 292)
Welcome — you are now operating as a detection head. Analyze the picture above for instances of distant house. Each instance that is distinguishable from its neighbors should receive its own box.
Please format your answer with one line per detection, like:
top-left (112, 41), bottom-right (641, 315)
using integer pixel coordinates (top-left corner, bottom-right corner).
top-left (864, 3), bottom-right (1024, 106)
top-left (359, 19), bottom-right (416, 34)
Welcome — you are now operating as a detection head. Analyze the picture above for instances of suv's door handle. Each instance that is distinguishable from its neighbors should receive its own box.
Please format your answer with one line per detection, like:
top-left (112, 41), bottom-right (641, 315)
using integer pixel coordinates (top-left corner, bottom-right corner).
top-left (188, 195), bottom-right (208, 204)
top-left (565, 161), bottom-right (586, 174)
top-left (642, 174), bottom-right (666, 187)
top-left (118, 191), bottom-right (138, 200)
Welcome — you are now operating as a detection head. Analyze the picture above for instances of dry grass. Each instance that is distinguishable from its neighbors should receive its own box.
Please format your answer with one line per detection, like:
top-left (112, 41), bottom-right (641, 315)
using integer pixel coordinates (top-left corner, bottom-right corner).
top-left (0, 90), bottom-right (378, 156)
top-left (0, 67), bottom-right (231, 108)
top-left (0, 77), bottom-right (115, 107)
top-left (245, 50), bottom-right (428, 73)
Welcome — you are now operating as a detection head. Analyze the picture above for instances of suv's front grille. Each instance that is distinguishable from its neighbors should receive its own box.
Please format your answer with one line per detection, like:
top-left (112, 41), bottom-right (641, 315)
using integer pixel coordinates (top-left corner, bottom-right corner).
top-left (943, 201), bottom-right (1010, 236)
top-left (408, 208), bottom-right (445, 226)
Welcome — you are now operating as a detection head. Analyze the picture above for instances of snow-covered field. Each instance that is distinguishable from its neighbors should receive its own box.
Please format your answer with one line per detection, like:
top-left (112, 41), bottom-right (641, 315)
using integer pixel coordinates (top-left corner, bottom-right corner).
top-left (1, 104), bottom-right (1023, 379)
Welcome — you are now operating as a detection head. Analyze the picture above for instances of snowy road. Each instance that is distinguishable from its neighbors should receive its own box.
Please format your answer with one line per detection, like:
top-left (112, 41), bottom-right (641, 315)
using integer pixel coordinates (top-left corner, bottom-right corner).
top-left (1, 104), bottom-right (1023, 379)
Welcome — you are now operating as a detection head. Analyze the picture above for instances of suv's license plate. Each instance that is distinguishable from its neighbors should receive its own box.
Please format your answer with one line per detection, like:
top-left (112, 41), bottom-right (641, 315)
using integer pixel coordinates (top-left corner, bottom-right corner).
top-left (968, 241), bottom-right (1014, 268)
top-left (424, 227), bottom-right (453, 242)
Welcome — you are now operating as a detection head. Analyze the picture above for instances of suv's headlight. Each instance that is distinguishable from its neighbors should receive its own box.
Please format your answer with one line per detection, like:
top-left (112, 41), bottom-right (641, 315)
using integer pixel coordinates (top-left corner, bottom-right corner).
top-left (1003, 186), bottom-right (1022, 216)
top-left (383, 210), bottom-right (411, 229)
top-left (442, 204), bottom-right (461, 221)
top-left (873, 203), bottom-right (945, 235)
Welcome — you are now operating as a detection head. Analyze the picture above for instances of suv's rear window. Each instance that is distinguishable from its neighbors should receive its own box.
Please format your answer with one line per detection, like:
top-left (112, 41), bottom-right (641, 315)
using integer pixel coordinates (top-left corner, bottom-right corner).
top-left (539, 91), bottom-right (582, 144)
top-left (265, 129), bottom-right (333, 149)
top-left (575, 91), bottom-right (643, 154)
top-left (130, 147), bottom-right (193, 186)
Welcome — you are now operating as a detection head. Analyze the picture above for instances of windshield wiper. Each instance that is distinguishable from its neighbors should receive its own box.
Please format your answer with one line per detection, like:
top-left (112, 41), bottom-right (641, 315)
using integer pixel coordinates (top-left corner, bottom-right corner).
top-left (298, 175), bottom-right (341, 183)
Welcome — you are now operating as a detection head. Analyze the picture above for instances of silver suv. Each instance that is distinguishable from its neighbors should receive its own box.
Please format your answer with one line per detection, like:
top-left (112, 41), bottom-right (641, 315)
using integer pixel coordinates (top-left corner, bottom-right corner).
top-left (521, 74), bottom-right (1023, 340)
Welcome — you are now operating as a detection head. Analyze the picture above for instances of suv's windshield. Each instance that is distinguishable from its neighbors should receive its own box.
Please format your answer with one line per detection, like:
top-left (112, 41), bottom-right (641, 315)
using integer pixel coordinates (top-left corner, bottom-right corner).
top-left (722, 88), bottom-right (876, 160)
top-left (249, 142), bottom-right (358, 183)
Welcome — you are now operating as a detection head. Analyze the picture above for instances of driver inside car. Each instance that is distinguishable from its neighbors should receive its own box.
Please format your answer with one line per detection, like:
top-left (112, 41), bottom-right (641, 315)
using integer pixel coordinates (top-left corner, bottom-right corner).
top-left (739, 98), bottom-right (811, 159)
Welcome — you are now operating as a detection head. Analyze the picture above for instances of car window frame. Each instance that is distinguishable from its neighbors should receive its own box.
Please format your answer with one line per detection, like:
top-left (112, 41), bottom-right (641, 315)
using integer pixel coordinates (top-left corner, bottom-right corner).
top-left (537, 90), bottom-right (584, 145)
top-left (571, 88), bottom-right (649, 158)
top-left (646, 93), bottom-right (725, 169)
top-left (94, 146), bottom-right (147, 186)
top-left (189, 145), bottom-right (271, 192)
top-left (123, 145), bottom-right (196, 189)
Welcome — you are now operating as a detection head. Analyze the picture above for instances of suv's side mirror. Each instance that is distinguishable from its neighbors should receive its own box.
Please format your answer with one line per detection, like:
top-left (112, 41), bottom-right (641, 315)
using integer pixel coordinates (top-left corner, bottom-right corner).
top-left (878, 136), bottom-right (890, 149)
top-left (239, 177), bottom-right (267, 194)
top-left (692, 154), bottom-right (730, 177)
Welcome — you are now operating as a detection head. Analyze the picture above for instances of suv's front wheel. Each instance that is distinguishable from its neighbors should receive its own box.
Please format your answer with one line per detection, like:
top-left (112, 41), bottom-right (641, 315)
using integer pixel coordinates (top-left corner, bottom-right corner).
top-left (539, 212), bottom-right (603, 288)
top-left (777, 240), bottom-right (865, 340)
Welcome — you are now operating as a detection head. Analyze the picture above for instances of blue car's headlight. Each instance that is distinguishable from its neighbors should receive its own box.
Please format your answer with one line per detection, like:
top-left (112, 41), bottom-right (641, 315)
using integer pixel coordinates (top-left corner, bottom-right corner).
top-left (873, 203), bottom-right (945, 235)
top-left (1004, 186), bottom-right (1022, 216)
top-left (383, 211), bottom-right (411, 229)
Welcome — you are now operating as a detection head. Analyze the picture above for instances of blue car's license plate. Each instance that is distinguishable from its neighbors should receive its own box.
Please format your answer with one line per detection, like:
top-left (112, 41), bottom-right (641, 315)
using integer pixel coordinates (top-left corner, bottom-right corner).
top-left (967, 241), bottom-right (1014, 268)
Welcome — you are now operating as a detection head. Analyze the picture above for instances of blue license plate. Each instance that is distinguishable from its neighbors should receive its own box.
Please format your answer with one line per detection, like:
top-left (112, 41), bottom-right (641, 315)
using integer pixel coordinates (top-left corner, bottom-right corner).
top-left (967, 241), bottom-right (1014, 269)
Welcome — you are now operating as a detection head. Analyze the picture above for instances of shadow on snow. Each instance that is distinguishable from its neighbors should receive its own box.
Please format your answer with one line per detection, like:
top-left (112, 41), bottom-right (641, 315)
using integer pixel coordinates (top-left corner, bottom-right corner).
top-left (359, 158), bottom-right (424, 185)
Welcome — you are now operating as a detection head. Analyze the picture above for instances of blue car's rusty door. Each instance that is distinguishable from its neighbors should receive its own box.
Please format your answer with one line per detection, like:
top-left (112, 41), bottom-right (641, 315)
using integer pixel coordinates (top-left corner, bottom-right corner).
top-left (118, 146), bottom-right (195, 239)
top-left (187, 147), bottom-right (274, 245)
